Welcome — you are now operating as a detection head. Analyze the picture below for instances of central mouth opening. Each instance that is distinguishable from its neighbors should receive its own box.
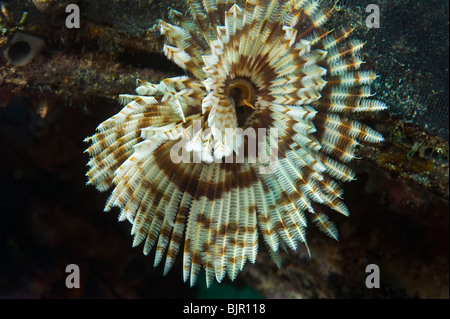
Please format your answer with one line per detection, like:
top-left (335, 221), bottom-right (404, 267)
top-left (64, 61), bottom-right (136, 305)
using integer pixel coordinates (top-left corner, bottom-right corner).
top-left (226, 78), bottom-right (256, 127)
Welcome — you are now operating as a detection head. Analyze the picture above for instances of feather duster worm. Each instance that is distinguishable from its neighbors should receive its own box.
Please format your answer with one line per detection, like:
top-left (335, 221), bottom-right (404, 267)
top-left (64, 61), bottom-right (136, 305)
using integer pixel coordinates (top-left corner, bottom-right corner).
top-left (85, 0), bottom-right (387, 287)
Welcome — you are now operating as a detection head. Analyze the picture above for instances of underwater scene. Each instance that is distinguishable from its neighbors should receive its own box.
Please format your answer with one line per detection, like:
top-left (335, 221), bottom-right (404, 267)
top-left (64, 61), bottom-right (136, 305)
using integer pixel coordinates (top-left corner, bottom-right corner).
top-left (0, 0), bottom-right (448, 300)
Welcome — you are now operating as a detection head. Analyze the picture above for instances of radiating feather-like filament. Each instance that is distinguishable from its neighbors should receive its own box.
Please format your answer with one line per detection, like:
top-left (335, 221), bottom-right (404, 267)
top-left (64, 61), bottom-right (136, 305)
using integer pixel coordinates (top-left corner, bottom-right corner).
top-left (85, 0), bottom-right (387, 287)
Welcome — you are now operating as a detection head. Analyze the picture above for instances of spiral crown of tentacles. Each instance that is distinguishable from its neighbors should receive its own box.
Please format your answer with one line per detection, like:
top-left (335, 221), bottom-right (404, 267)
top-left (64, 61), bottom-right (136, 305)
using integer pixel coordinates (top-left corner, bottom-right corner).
top-left (85, 0), bottom-right (387, 287)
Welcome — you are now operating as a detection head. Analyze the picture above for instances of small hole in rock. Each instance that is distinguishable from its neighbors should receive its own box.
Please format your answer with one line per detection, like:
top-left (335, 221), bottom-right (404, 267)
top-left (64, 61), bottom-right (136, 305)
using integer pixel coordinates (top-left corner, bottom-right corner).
top-left (8, 41), bottom-right (32, 62)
